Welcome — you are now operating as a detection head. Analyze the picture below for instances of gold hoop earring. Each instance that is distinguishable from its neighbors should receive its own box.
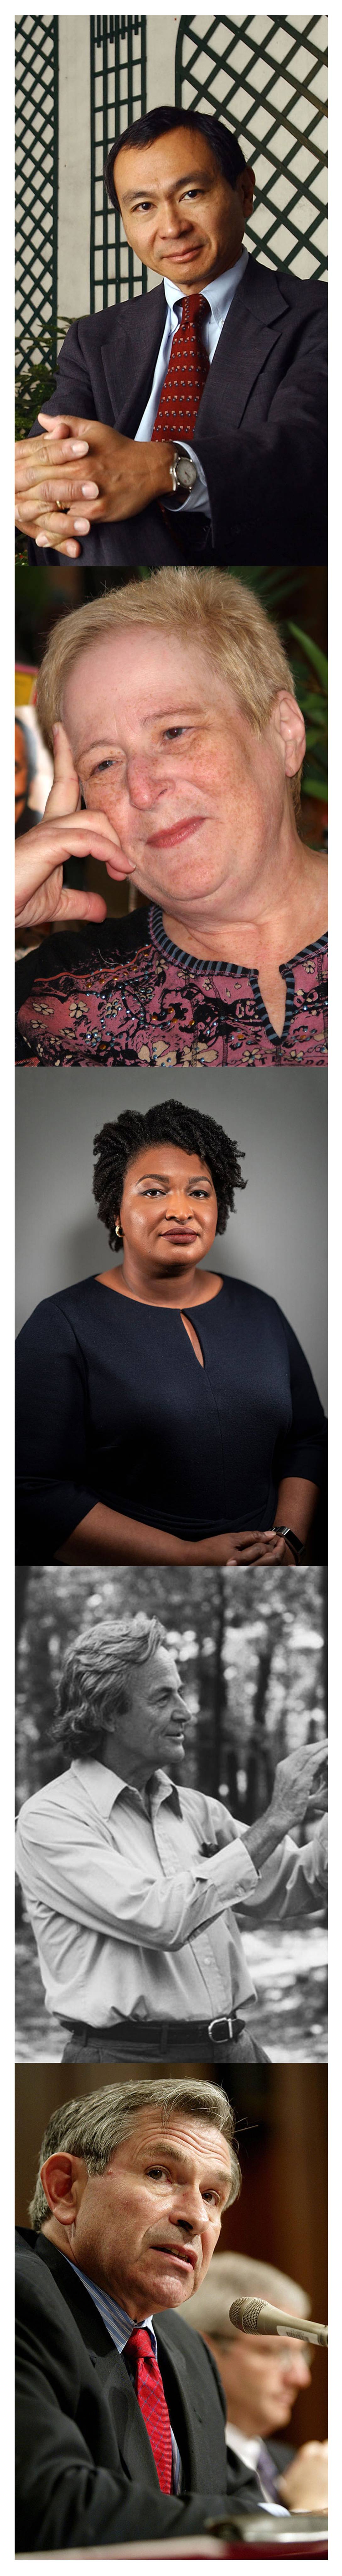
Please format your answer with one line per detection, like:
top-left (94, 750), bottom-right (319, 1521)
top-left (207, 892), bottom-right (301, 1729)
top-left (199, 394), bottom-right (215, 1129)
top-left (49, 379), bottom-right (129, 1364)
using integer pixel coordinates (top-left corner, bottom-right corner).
top-left (115, 1222), bottom-right (123, 1242)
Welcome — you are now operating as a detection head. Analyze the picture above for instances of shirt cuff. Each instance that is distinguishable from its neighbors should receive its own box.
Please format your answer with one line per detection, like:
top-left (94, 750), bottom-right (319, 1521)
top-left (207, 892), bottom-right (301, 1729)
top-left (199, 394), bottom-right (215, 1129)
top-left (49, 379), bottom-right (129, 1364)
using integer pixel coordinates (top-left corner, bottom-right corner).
top-left (195, 1837), bottom-right (258, 1902)
top-left (164, 442), bottom-right (212, 519)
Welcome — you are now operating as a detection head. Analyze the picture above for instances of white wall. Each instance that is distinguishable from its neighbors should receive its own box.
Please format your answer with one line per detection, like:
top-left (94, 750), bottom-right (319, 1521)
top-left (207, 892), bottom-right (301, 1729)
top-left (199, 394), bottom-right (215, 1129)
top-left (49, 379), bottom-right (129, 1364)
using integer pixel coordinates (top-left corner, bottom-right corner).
top-left (57, 16), bottom-right (91, 328)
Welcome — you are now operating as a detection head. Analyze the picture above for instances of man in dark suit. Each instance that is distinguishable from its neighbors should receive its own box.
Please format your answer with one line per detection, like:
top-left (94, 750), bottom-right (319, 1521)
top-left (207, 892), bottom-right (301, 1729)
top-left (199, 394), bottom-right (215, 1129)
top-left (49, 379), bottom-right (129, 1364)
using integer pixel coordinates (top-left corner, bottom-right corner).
top-left (16, 2073), bottom-right (276, 2551)
top-left (15, 105), bottom-right (327, 568)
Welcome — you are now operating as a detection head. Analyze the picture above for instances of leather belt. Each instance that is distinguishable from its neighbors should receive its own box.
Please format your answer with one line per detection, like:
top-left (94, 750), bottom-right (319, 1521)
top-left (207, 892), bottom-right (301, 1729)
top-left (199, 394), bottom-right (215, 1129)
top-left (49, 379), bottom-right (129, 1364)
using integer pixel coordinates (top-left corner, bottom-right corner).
top-left (63, 2013), bottom-right (245, 2046)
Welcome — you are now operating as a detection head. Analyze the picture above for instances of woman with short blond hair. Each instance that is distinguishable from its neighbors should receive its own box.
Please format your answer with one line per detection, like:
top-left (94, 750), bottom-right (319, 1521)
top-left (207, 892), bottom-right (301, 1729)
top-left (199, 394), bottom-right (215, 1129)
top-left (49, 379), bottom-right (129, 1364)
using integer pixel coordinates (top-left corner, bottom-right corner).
top-left (15, 569), bottom-right (327, 1067)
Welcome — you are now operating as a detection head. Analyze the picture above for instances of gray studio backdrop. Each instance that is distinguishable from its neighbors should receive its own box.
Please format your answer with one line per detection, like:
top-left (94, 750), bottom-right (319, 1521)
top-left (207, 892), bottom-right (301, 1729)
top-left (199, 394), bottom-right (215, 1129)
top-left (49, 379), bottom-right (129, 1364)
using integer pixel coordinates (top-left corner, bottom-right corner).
top-left (15, 1067), bottom-right (327, 1409)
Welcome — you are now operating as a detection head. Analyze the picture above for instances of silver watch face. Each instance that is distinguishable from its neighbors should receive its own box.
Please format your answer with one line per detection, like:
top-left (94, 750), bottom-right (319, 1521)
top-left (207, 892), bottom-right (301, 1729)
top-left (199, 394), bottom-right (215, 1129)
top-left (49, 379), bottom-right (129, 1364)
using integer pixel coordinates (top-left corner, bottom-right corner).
top-left (174, 453), bottom-right (197, 492)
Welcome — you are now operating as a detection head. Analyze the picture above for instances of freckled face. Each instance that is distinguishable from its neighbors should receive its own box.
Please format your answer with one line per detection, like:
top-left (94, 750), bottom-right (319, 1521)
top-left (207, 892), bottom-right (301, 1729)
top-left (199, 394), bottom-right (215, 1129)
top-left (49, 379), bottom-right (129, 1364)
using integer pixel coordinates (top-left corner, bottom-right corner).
top-left (63, 628), bottom-right (284, 911)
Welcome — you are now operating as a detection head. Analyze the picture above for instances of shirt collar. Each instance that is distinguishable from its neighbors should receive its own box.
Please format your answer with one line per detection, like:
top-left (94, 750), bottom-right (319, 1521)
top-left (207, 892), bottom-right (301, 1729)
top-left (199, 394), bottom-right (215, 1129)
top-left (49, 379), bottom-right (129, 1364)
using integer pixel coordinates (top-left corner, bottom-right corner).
top-left (58, 2254), bottom-right (156, 2356)
top-left (225, 2421), bottom-right (261, 2472)
top-left (163, 245), bottom-right (248, 324)
top-left (72, 1757), bottom-right (180, 1820)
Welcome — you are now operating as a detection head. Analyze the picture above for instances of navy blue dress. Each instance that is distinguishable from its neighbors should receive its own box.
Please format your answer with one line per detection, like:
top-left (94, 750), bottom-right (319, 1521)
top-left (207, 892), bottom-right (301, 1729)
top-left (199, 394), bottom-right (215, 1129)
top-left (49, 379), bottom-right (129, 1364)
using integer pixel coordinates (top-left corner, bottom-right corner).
top-left (15, 1274), bottom-right (327, 1563)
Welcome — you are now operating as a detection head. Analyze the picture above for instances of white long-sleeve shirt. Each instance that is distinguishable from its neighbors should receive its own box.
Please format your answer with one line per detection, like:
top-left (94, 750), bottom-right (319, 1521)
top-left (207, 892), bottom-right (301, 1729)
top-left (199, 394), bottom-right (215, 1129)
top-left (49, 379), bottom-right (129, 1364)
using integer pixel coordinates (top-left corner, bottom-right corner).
top-left (15, 1760), bottom-right (326, 2032)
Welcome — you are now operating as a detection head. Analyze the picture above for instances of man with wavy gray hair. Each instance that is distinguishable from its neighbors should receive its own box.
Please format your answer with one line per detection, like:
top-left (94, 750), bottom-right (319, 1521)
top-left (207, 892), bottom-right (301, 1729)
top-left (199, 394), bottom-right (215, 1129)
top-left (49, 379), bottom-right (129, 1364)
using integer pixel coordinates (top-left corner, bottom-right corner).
top-left (16, 2071), bottom-right (272, 2551)
top-left (179, 2250), bottom-right (328, 2514)
top-left (15, 1608), bottom-right (328, 2063)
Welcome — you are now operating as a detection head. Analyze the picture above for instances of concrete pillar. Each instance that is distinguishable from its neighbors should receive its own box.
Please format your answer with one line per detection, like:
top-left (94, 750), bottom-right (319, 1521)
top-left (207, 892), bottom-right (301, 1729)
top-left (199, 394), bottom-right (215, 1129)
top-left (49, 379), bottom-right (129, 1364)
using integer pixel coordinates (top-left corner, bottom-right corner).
top-left (146, 14), bottom-right (179, 113)
top-left (57, 15), bottom-right (91, 331)
top-left (145, 14), bottom-right (179, 288)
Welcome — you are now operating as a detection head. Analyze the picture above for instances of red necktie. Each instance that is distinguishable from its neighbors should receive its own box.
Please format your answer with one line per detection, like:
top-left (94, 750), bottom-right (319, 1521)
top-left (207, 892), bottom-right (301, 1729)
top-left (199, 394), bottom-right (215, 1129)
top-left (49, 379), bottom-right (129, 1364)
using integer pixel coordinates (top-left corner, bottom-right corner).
top-left (125, 2326), bottom-right (173, 2493)
top-left (151, 293), bottom-right (210, 443)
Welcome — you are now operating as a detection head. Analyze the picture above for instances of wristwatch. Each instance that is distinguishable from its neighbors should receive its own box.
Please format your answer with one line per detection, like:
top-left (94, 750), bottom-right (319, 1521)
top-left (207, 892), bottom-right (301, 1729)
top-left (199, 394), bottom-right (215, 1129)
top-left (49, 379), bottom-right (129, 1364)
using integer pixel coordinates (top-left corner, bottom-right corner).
top-left (169, 449), bottom-right (198, 496)
top-left (273, 1524), bottom-right (304, 1563)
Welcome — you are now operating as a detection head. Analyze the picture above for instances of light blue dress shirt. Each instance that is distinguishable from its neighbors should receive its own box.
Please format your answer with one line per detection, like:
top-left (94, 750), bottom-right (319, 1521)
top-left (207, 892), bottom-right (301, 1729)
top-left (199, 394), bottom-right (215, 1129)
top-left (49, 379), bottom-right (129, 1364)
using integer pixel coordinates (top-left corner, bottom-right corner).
top-left (135, 247), bottom-right (249, 515)
top-left (60, 2256), bottom-right (183, 2494)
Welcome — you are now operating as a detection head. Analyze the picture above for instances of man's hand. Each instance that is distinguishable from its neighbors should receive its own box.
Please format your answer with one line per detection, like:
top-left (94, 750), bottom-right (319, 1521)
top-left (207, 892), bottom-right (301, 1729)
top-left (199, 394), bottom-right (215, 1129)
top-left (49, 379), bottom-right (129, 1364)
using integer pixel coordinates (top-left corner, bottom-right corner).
top-left (278, 2440), bottom-right (328, 2513)
top-left (269, 1740), bottom-right (328, 1837)
top-left (15, 414), bottom-right (176, 555)
top-left (245, 1739), bottom-right (328, 1876)
top-left (15, 721), bottom-right (135, 927)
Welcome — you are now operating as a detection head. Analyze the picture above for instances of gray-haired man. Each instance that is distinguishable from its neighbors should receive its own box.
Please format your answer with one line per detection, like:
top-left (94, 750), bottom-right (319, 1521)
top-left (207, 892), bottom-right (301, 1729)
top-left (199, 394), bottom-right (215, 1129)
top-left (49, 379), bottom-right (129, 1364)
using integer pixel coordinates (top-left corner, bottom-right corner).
top-left (16, 2072), bottom-right (326, 2551)
top-left (179, 2250), bottom-right (328, 2514)
top-left (15, 1612), bottom-right (328, 2061)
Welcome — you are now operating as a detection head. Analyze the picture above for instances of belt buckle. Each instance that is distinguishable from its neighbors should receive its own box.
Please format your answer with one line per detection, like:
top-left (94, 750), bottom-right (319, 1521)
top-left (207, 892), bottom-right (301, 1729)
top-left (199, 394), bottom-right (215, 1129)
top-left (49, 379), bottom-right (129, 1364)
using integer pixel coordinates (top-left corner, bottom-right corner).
top-left (208, 2015), bottom-right (234, 2044)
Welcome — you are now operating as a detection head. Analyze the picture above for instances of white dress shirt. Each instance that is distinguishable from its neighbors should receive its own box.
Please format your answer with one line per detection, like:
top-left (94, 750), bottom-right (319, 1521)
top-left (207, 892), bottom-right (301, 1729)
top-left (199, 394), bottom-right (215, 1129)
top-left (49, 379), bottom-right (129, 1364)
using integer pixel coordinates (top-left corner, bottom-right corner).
top-left (135, 247), bottom-right (249, 514)
top-left (15, 1759), bottom-right (324, 2034)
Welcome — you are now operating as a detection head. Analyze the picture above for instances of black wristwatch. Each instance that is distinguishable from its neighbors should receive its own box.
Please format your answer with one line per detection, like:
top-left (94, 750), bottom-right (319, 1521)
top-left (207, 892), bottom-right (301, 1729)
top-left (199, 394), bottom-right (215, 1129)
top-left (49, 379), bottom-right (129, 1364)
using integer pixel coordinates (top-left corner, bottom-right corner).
top-left (273, 1524), bottom-right (304, 1563)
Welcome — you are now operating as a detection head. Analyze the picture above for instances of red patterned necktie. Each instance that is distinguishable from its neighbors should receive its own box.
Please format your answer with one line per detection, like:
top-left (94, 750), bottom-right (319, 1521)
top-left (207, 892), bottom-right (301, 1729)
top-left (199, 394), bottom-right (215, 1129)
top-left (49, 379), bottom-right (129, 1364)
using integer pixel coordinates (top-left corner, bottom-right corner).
top-left (151, 293), bottom-right (210, 443)
top-left (125, 2326), bottom-right (173, 2493)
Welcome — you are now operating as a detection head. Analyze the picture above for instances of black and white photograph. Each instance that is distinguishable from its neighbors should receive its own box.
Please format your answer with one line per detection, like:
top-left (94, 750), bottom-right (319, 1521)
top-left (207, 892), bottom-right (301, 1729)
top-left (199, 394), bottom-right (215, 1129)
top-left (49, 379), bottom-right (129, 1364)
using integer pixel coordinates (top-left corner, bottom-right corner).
top-left (15, 1565), bottom-right (328, 2067)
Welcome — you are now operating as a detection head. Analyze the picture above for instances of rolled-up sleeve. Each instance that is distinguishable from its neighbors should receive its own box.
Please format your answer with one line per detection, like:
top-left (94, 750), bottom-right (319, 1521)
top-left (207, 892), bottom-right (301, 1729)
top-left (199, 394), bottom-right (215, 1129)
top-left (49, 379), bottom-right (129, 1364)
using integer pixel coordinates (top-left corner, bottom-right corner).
top-left (15, 1804), bottom-right (258, 1951)
top-left (15, 1299), bottom-right (97, 1561)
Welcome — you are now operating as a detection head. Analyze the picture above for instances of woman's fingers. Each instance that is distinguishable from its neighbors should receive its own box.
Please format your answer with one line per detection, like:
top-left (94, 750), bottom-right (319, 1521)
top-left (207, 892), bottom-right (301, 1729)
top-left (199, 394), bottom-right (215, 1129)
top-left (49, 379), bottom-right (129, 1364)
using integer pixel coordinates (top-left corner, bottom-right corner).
top-left (46, 723), bottom-right (81, 820)
top-left (48, 886), bottom-right (108, 923)
top-left (15, 883), bottom-right (107, 930)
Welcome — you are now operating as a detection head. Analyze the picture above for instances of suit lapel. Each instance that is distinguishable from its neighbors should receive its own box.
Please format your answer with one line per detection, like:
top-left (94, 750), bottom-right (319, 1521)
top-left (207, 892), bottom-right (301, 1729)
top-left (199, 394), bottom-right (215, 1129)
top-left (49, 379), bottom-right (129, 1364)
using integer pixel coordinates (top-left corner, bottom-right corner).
top-left (195, 256), bottom-right (288, 438)
top-left (102, 282), bottom-right (167, 434)
top-left (35, 2239), bottom-right (166, 2494)
top-left (154, 2317), bottom-right (216, 2490)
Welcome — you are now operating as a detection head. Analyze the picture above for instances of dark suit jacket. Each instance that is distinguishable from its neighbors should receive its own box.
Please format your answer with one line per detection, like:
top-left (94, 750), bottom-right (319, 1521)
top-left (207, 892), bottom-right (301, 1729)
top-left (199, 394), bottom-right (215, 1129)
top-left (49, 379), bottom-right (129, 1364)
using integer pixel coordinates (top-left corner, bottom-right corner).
top-left (30, 257), bottom-right (327, 567)
top-left (15, 2229), bottom-right (264, 2552)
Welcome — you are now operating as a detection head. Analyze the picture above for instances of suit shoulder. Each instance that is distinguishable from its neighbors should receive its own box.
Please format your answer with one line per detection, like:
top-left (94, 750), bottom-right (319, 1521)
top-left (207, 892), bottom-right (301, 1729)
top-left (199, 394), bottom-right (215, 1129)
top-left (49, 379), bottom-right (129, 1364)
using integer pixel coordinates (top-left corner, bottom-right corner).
top-left (76, 290), bottom-right (163, 348)
top-left (275, 268), bottom-right (327, 319)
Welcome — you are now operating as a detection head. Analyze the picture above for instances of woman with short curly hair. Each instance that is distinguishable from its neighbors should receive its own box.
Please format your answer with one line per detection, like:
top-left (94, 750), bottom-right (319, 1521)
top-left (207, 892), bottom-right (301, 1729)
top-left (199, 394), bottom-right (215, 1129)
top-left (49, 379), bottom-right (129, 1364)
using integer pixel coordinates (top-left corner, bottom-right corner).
top-left (15, 1097), bottom-right (326, 1566)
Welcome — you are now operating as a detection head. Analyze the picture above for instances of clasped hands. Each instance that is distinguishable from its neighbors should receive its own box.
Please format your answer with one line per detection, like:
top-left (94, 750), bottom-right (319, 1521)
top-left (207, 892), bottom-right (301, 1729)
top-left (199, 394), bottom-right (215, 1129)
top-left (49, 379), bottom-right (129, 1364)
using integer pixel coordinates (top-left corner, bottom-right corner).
top-left (15, 413), bottom-right (176, 554)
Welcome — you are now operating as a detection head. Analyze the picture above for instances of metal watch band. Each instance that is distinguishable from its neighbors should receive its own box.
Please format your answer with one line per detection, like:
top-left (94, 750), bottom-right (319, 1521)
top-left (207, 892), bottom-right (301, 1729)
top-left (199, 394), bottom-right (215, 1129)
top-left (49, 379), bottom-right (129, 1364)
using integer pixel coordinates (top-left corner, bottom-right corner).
top-left (274, 1524), bottom-right (304, 1562)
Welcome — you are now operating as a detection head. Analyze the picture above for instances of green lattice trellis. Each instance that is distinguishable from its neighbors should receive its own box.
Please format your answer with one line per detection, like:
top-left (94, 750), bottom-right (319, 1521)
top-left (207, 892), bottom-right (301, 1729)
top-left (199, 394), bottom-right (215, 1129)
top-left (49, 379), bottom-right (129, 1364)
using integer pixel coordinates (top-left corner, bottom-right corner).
top-left (175, 15), bottom-right (328, 280)
top-left (15, 14), bottom-right (59, 364)
top-left (90, 16), bottom-right (147, 306)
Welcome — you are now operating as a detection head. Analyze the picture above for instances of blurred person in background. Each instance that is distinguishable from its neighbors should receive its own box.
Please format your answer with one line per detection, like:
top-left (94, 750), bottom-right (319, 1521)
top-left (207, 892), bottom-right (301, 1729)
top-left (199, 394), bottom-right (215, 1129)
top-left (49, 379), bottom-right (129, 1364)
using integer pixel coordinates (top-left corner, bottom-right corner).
top-left (179, 2250), bottom-right (328, 2512)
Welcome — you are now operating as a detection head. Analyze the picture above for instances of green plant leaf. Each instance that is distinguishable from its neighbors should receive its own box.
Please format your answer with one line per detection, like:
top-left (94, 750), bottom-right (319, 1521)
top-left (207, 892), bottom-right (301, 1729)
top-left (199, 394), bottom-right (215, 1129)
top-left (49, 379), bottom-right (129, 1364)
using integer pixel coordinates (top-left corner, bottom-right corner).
top-left (287, 623), bottom-right (328, 691)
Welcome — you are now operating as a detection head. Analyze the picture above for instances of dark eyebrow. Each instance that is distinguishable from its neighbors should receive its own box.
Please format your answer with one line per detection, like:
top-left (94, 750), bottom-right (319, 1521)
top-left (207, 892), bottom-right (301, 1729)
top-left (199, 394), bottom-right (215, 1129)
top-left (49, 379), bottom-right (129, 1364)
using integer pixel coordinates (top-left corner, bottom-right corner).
top-left (144, 2140), bottom-right (231, 2199)
top-left (119, 169), bottom-right (211, 206)
top-left (134, 1169), bottom-right (213, 1187)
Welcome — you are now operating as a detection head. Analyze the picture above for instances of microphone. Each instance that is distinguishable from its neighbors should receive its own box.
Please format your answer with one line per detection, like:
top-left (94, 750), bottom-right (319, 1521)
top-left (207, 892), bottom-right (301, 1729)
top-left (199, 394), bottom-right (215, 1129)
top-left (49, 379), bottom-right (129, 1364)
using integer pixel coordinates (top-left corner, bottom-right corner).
top-left (229, 2296), bottom-right (328, 2349)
